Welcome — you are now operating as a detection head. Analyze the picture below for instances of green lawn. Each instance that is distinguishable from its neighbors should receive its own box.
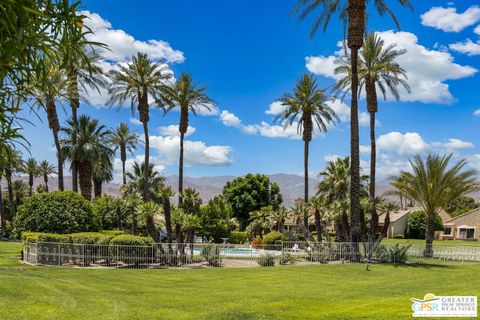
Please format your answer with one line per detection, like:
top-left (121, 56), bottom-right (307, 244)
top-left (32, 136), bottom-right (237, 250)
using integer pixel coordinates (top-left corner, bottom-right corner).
top-left (0, 241), bottom-right (478, 320)
top-left (382, 238), bottom-right (480, 246)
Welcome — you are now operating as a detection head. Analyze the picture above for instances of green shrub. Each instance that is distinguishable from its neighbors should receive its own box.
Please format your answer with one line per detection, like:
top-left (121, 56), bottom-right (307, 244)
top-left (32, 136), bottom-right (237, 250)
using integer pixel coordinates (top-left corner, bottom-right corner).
top-left (262, 231), bottom-right (288, 245)
top-left (388, 244), bottom-right (410, 264)
top-left (257, 253), bottom-right (275, 266)
top-left (101, 230), bottom-right (125, 236)
top-left (109, 234), bottom-right (154, 246)
top-left (280, 252), bottom-right (295, 265)
top-left (69, 232), bottom-right (106, 244)
top-left (407, 211), bottom-right (443, 239)
top-left (14, 191), bottom-right (95, 236)
top-left (21, 232), bottom-right (70, 243)
top-left (229, 231), bottom-right (249, 244)
top-left (201, 244), bottom-right (221, 267)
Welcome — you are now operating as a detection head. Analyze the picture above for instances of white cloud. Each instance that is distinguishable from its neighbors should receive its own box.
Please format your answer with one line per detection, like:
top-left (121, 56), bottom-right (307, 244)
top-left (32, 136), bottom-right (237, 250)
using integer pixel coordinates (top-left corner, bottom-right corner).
top-left (467, 154), bottom-right (480, 171)
top-left (157, 125), bottom-right (196, 137)
top-left (129, 117), bottom-right (142, 126)
top-left (360, 145), bottom-right (371, 154)
top-left (150, 135), bottom-right (232, 166)
top-left (359, 112), bottom-right (370, 127)
top-left (474, 109), bottom-right (480, 116)
top-left (307, 31), bottom-right (477, 104)
top-left (82, 11), bottom-right (184, 63)
top-left (377, 132), bottom-right (429, 156)
top-left (421, 6), bottom-right (480, 32)
top-left (305, 55), bottom-right (338, 78)
top-left (265, 101), bottom-right (288, 115)
top-left (376, 157), bottom-right (412, 180)
top-left (475, 25), bottom-right (480, 35)
top-left (432, 138), bottom-right (474, 151)
top-left (324, 154), bottom-right (343, 162)
top-left (449, 39), bottom-right (480, 56)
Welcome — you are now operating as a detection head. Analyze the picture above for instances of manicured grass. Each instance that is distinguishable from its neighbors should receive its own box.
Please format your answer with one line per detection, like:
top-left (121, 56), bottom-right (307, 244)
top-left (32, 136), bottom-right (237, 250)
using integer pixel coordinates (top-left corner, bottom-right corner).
top-left (0, 241), bottom-right (478, 320)
top-left (382, 238), bottom-right (480, 247)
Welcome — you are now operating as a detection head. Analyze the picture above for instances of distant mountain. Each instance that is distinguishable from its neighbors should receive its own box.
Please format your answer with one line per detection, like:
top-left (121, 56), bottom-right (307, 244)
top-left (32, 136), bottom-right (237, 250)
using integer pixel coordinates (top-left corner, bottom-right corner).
top-left (14, 175), bottom-right (480, 206)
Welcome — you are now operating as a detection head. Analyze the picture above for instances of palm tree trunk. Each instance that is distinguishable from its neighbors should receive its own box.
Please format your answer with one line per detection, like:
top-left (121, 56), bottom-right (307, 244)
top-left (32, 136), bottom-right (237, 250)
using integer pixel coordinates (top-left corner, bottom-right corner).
top-left (349, 46), bottom-right (361, 247)
top-left (46, 100), bottom-right (64, 191)
top-left (44, 174), bottom-right (49, 192)
top-left (146, 216), bottom-right (159, 242)
top-left (178, 132), bottom-right (185, 205)
top-left (69, 70), bottom-right (80, 193)
top-left (347, 0), bottom-right (365, 261)
top-left (303, 140), bottom-right (309, 229)
top-left (28, 174), bottom-right (33, 196)
top-left (424, 213), bottom-right (435, 257)
top-left (93, 179), bottom-right (102, 198)
top-left (78, 161), bottom-right (93, 200)
top-left (366, 78), bottom-right (379, 242)
top-left (314, 209), bottom-right (322, 242)
top-left (0, 178), bottom-right (6, 238)
top-left (142, 119), bottom-right (150, 201)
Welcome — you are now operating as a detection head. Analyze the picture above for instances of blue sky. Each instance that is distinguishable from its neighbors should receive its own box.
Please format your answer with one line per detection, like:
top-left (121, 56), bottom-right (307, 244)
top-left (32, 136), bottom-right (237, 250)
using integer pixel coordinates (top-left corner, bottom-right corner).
top-left (21, 0), bottom-right (480, 181)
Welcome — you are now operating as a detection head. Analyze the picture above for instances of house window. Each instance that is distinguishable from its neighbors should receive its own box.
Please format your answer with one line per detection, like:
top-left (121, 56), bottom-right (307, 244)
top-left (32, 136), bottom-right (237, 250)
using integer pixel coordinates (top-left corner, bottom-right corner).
top-left (457, 227), bottom-right (476, 240)
top-left (444, 227), bottom-right (452, 235)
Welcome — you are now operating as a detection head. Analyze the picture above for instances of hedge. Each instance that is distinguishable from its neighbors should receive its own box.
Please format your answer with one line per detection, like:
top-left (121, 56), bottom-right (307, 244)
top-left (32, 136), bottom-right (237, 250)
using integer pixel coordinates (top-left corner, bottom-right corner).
top-left (21, 232), bottom-right (152, 246)
top-left (109, 234), bottom-right (154, 246)
top-left (262, 231), bottom-right (288, 245)
top-left (229, 231), bottom-right (249, 244)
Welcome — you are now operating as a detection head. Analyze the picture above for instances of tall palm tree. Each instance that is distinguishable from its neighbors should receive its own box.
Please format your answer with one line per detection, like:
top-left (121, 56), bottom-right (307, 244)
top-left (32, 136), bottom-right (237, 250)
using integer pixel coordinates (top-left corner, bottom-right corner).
top-left (124, 162), bottom-right (165, 201)
top-left (29, 61), bottom-right (68, 191)
top-left (109, 123), bottom-right (138, 185)
top-left (107, 52), bottom-right (171, 201)
top-left (38, 160), bottom-right (56, 192)
top-left (276, 73), bottom-right (337, 228)
top-left (292, 0), bottom-right (413, 246)
top-left (64, 48), bottom-right (106, 192)
top-left (23, 158), bottom-right (39, 196)
top-left (334, 32), bottom-right (410, 241)
top-left (157, 73), bottom-right (213, 204)
top-left (393, 154), bottom-right (477, 257)
top-left (11, 180), bottom-right (28, 207)
top-left (61, 115), bottom-right (113, 200)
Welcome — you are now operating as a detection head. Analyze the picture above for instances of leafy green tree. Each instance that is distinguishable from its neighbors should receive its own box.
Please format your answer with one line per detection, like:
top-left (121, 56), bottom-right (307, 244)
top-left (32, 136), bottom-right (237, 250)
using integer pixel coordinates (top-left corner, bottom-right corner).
top-left (334, 33), bottom-right (410, 240)
top-left (393, 154), bottom-right (477, 256)
top-left (14, 191), bottom-right (95, 235)
top-left (38, 160), bottom-right (56, 192)
top-left (292, 0), bottom-right (413, 246)
top-left (61, 115), bottom-right (113, 200)
top-left (446, 196), bottom-right (479, 217)
top-left (407, 211), bottom-right (443, 239)
top-left (199, 196), bottom-right (232, 242)
top-left (109, 123), bottom-right (138, 185)
top-left (276, 73), bottom-right (337, 228)
top-left (156, 73), bottom-right (213, 204)
top-left (107, 52), bottom-right (171, 201)
top-left (223, 174), bottom-right (283, 230)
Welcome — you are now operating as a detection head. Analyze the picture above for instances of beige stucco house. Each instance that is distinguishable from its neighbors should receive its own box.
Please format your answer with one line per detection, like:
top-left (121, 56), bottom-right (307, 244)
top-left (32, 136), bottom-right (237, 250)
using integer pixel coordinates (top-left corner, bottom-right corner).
top-left (442, 208), bottom-right (480, 241)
